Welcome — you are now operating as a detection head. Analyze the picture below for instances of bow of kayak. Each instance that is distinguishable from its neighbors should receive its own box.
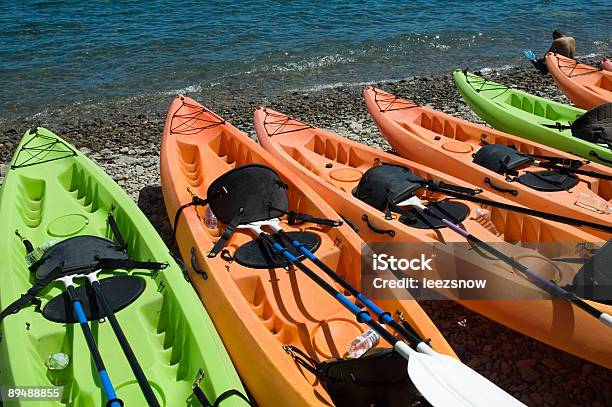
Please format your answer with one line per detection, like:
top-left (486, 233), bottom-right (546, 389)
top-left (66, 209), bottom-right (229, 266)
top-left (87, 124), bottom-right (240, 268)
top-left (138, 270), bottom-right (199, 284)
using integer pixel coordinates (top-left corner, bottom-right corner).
top-left (363, 86), bottom-right (612, 240)
top-left (452, 69), bottom-right (612, 165)
top-left (161, 95), bottom-right (457, 406)
top-left (546, 53), bottom-right (612, 109)
top-left (254, 107), bottom-right (612, 369)
top-left (0, 128), bottom-right (248, 406)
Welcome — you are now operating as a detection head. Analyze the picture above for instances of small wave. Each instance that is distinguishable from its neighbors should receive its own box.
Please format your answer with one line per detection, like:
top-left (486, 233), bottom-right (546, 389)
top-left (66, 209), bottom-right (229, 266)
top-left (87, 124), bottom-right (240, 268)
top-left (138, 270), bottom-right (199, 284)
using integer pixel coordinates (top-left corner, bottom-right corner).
top-left (287, 78), bottom-right (403, 93)
top-left (576, 52), bottom-right (602, 59)
top-left (270, 53), bottom-right (356, 73)
top-left (482, 64), bottom-right (515, 72)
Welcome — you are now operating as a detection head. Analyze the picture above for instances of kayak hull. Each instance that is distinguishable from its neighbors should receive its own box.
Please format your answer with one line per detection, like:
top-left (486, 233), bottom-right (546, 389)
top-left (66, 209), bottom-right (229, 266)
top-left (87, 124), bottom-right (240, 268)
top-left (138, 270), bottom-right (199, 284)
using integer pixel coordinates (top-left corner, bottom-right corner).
top-left (0, 128), bottom-right (246, 406)
top-left (363, 86), bottom-right (612, 241)
top-left (254, 107), bottom-right (612, 369)
top-left (453, 69), bottom-right (612, 166)
top-left (160, 96), bottom-right (457, 406)
top-left (546, 53), bottom-right (612, 110)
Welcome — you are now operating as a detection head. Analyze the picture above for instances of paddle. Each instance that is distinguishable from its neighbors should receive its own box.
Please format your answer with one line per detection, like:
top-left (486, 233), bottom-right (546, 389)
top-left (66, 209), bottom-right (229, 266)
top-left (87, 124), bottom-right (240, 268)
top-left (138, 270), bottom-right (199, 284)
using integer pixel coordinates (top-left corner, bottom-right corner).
top-left (240, 221), bottom-right (525, 407)
top-left (83, 272), bottom-right (160, 407)
top-left (416, 179), bottom-right (612, 235)
top-left (257, 218), bottom-right (424, 343)
top-left (399, 196), bottom-right (612, 328)
top-left (532, 160), bottom-right (612, 181)
top-left (0, 262), bottom-right (122, 406)
top-left (59, 275), bottom-right (122, 407)
top-left (1, 232), bottom-right (162, 406)
top-left (522, 50), bottom-right (537, 64)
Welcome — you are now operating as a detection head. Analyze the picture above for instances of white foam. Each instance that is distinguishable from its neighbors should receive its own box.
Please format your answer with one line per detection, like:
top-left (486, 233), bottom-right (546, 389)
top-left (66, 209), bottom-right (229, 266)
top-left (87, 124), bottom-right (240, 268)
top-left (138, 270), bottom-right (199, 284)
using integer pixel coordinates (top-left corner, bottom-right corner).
top-left (287, 78), bottom-right (403, 93)
top-left (270, 53), bottom-right (356, 73)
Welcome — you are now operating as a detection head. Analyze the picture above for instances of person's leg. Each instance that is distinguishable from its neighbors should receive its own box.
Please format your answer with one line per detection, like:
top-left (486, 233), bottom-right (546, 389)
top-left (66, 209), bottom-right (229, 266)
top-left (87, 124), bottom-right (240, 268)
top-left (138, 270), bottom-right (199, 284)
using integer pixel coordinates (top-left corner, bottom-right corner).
top-left (533, 57), bottom-right (549, 74)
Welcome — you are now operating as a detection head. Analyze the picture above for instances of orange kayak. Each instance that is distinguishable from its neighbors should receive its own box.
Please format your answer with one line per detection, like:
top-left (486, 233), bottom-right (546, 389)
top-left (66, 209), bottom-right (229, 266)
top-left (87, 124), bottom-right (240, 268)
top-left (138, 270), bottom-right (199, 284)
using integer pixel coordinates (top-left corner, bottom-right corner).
top-left (364, 86), bottom-right (612, 240)
top-left (546, 53), bottom-right (612, 109)
top-left (254, 106), bottom-right (612, 369)
top-left (160, 95), bottom-right (457, 406)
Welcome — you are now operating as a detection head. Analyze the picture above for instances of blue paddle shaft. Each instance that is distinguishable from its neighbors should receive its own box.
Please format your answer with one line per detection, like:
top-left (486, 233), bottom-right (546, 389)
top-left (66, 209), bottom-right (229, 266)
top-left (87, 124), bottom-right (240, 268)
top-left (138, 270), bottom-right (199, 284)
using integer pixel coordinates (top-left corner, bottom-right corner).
top-left (268, 239), bottom-right (398, 345)
top-left (70, 296), bottom-right (121, 407)
top-left (293, 242), bottom-right (388, 316)
top-left (286, 237), bottom-right (423, 345)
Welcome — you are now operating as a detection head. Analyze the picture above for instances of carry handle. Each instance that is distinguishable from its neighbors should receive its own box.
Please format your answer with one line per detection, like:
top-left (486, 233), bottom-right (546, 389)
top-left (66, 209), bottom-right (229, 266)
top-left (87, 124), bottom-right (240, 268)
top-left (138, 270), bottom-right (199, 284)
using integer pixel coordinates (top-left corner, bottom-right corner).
top-left (362, 215), bottom-right (395, 237)
top-left (191, 248), bottom-right (208, 280)
top-left (483, 177), bottom-right (518, 196)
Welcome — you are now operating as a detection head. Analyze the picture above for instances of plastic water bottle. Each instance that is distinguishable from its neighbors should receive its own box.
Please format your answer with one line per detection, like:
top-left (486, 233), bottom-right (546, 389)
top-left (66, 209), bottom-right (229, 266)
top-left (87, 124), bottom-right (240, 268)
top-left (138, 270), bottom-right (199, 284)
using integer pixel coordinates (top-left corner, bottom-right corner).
top-left (471, 207), bottom-right (500, 236)
top-left (574, 192), bottom-right (608, 214)
top-left (45, 352), bottom-right (70, 385)
top-left (204, 207), bottom-right (217, 229)
top-left (346, 328), bottom-right (380, 358)
top-left (25, 239), bottom-right (59, 265)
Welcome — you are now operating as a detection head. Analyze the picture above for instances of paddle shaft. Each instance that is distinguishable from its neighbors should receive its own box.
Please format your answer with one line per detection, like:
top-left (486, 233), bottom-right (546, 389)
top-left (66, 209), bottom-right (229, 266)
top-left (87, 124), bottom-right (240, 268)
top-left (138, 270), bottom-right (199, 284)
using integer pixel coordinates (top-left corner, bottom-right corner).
top-left (259, 233), bottom-right (399, 345)
top-left (65, 285), bottom-right (121, 407)
top-left (422, 210), bottom-right (607, 321)
top-left (431, 187), bottom-right (612, 234)
top-left (536, 162), bottom-right (612, 181)
top-left (90, 280), bottom-right (160, 407)
top-left (275, 229), bottom-right (423, 346)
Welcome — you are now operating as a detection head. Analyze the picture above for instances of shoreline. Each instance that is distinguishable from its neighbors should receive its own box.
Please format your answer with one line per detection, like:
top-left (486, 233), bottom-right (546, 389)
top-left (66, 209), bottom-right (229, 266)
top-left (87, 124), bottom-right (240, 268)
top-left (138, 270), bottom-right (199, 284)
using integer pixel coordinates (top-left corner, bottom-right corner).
top-left (1, 61), bottom-right (610, 405)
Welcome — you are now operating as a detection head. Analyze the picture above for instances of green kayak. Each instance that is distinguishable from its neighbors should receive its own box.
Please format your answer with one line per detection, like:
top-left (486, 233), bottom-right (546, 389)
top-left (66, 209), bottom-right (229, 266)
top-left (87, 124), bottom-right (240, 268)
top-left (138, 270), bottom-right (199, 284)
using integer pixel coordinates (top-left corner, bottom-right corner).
top-left (453, 69), bottom-right (612, 166)
top-left (0, 128), bottom-right (248, 406)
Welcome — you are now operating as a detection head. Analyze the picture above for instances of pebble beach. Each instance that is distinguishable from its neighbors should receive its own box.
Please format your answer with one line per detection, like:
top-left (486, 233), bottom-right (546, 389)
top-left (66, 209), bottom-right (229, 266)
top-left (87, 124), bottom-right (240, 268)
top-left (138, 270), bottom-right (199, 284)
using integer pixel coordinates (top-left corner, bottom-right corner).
top-left (1, 62), bottom-right (611, 406)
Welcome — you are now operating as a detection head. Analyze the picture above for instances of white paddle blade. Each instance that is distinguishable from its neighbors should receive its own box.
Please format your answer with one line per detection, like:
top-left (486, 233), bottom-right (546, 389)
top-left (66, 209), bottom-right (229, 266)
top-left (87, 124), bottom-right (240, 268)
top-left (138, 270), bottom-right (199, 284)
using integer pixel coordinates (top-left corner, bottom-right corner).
top-left (394, 342), bottom-right (524, 407)
top-left (601, 313), bottom-right (612, 328)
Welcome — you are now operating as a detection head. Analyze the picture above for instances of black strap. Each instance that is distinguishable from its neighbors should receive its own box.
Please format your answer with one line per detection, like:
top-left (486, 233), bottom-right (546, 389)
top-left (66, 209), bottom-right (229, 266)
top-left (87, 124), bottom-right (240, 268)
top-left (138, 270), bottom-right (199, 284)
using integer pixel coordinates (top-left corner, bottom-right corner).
top-left (282, 345), bottom-right (321, 377)
top-left (0, 282), bottom-right (47, 323)
top-left (0, 267), bottom-right (60, 324)
top-left (288, 211), bottom-right (342, 227)
top-left (192, 369), bottom-right (251, 407)
top-left (340, 214), bottom-right (359, 232)
top-left (96, 258), bottom-right (168, 271)
top-left (530, 153), bottom-right (586, 168)
top-left (208, 217), bottom-right (240, 258)
top-left (271, 206), bottom-right (342, 227)
top-left (423, 180), bottom-right (483, 195)
top-left (173, 195), bottom-right (209, 243)
top-left (107, 211), bottom-right (127, 250)
top-left (542, 122), bottom-right (572, 130)
top-left (193, 387), bottom-right (250, 407)
top-left (589, 150), bottom-right (612, 164)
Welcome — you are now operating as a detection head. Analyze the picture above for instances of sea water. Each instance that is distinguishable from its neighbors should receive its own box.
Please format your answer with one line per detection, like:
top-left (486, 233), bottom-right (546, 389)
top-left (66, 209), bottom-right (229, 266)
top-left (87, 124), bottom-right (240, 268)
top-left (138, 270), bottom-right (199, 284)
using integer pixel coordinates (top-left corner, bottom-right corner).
top-left (0, 0), bottom-right (609, 118)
